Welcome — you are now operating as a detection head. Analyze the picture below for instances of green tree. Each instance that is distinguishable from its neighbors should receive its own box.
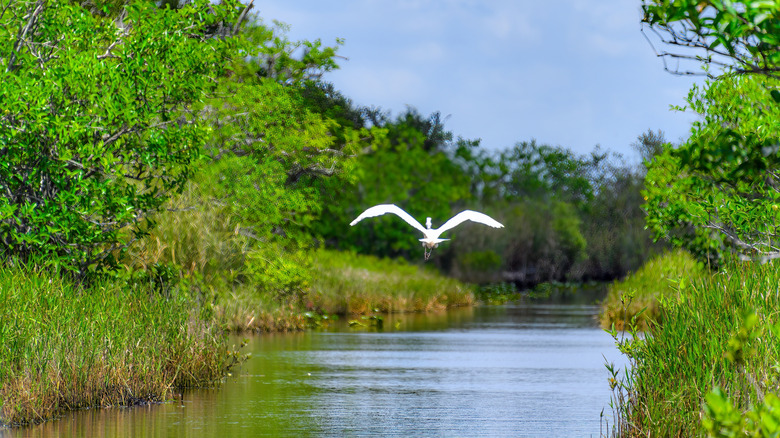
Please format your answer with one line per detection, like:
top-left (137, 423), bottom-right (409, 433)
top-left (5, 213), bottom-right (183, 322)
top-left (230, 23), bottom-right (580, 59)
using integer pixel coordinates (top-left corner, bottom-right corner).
top-left (641, 1), bottom-right (780, 263)
top-left (497, 140), bottom-right (606, 208)
top-left (0, 0), bottom-right (242, 276)
top-left (642, 0), bottom-right (780, 77)
top-left (316, 108), bottom-right (473, 261)
top-left (576, 133), bottom-right (667, 280)
top-left (130, 16), bottom-right (375, 301)
top-left (644, 74), bottom-right (780, 262)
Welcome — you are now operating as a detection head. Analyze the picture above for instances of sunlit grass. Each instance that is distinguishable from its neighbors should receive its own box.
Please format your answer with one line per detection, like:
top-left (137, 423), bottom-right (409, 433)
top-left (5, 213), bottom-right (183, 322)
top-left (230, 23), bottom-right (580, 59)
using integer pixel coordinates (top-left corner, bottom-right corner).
top-left (599, 249), bottom-right (703, 330)
top-left (609, 259), bottom-right (780, 436)
top-left (214, 283), bottom-right (307, 332)
top-left (0, 267), bottom-right (233, 426)
top-left (309, 249), bottom-right (475, 315)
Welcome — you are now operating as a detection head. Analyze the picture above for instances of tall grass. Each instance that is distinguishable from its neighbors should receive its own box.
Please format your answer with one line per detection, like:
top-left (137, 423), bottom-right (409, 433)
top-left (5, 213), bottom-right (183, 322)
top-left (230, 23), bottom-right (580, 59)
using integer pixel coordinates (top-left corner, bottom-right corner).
top-left (309, 249), bottom-right (475, 315)
top-left (600, 249), bottom-right (703, 330)
top-left (0, 267), bottom-right (233, 426)
top-left (609, 259), bottom-right (780, 436)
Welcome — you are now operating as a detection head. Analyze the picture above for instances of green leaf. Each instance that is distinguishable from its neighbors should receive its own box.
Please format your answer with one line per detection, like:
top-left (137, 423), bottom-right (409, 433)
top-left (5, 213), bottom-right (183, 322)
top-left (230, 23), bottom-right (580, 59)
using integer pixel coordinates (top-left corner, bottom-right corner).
top-left (770, 89), bottom-right (780, 103)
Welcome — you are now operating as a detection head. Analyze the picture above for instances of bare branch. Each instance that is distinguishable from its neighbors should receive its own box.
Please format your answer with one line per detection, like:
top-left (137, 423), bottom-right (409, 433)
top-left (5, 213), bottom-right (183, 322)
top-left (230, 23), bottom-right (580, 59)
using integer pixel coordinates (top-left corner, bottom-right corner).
top-left (6, 0), bottom-right (44, 73)
top-left (232, 0), bottom-right (254, 36)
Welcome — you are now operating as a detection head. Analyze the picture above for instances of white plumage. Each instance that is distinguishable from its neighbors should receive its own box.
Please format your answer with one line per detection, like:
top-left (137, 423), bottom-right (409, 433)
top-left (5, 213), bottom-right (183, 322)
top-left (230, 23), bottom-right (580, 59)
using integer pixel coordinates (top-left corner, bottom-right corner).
top-left (349, 204), bottom-right (504, 259)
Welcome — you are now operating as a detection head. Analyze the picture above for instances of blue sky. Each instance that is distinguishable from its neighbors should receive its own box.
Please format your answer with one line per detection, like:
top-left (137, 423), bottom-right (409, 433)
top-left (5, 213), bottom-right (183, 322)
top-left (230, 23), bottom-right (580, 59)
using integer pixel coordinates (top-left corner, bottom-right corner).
top-left (255, 0), bottom-right (704, 161)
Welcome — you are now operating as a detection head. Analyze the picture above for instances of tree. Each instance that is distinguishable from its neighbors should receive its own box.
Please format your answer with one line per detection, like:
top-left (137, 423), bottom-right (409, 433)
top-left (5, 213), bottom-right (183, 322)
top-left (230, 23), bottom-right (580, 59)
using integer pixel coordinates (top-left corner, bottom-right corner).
top-left (633, 129), bottom-right (667, 171)
top-left (642, 0), bottom-right (780, 77)
top-left (641, 1), bottom-right (780, 263)
top-left (644, 74), bottom-right (780, 262)
top-left (136, 17), bottom-right (367, 301)
top-left (0, 1), bottom-right (243, 276)
top-left (315, 108), bottom-right (474, 261)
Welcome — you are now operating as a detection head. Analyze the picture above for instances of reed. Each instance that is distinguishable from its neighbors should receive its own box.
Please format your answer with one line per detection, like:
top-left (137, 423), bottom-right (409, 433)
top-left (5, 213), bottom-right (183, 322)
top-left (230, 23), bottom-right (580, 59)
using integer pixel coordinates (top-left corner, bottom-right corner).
top-left (309, 249), bottom-right (475, 315)
top-left (0, 267), bottom-right (232, 426)
top-left (608, 259), bottom-right (780, 436)
top-left (214, 283), bottom-right (307, 332)
top-left (599, 249), bottom-right (703, 330)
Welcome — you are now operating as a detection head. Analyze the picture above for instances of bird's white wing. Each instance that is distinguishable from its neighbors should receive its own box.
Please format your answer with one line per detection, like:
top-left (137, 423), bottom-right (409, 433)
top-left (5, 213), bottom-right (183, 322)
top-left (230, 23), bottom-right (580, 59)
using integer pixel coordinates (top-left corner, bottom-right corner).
top-left (349, 204), bottom-right (428, 234)
top-left (434, 210), bottom-right (504, 236)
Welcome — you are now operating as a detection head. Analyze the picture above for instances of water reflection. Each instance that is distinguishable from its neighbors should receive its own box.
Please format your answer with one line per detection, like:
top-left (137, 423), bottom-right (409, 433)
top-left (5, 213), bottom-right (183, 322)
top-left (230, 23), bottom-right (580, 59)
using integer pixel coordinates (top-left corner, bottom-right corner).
top-left (3, 298), bottom-right (628, 438)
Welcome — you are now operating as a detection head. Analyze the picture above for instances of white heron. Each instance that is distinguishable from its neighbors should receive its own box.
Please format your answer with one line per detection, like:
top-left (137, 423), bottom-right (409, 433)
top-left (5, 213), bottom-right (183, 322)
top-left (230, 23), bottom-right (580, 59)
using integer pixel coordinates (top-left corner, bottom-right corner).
top-left (349, 204), bottom-right (504, 260)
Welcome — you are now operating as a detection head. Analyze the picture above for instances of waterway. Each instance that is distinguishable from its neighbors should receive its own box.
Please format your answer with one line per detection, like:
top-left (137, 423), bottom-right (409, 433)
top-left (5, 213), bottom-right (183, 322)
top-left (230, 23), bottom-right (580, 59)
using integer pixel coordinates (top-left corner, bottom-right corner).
top-left (5, 293), bottom-right (629, 437)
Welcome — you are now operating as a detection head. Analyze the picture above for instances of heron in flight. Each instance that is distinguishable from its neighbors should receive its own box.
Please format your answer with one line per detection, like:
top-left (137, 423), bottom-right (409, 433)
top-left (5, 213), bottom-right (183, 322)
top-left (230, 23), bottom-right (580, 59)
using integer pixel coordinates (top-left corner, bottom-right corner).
top-left (350, 204), bottom-right (504, 260)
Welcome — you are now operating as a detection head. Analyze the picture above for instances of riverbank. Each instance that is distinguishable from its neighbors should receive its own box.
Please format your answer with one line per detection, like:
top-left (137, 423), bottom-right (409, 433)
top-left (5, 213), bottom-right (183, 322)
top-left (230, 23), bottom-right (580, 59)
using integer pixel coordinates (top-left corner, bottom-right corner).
top-left (599, 249), bottom-right (703, 331)
top-left (0, 267), bottom-right (236, 427)
top-left (604, 253), bottom-right (780, 436)
top-left (215, 249), bottom-right (475, 332)
top-left (0, 250), bottom-right (476, 427)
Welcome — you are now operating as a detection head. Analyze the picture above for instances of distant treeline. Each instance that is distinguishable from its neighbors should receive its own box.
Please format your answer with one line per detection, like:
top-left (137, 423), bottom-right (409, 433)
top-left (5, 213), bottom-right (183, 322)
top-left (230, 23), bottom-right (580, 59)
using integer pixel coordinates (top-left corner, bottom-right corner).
top-left (313, 101), bottom-right (669, 285)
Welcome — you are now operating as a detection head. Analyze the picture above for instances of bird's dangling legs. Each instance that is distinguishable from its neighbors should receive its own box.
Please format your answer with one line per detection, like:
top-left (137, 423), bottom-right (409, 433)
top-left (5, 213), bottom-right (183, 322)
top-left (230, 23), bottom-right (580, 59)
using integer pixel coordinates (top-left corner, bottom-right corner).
top-left (424, 246), bottom-right (432, 261)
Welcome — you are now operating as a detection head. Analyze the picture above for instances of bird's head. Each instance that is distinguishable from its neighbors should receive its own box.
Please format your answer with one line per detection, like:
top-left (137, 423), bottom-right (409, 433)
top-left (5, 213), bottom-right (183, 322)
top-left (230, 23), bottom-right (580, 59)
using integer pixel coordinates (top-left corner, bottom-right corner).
top-left (425, 217), bottom-right (432, 229)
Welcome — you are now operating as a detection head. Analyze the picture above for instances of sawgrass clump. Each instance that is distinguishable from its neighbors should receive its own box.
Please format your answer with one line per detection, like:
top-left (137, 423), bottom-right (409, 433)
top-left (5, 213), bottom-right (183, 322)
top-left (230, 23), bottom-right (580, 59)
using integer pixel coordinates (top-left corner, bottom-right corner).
top-left (309, 249), bottom-right (475, 315)
top-left (600, 249), bottom-right (704, 330)
top-left (608, 259), bottom-right (780, 436)
top-left (0, 267), bottom-right (234, 426)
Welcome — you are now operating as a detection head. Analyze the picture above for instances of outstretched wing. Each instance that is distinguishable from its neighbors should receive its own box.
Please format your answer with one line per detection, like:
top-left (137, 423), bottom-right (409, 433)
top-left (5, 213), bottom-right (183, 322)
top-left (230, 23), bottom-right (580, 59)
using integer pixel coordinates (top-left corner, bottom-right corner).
top-left (349, 204), bottom-right (428, 234)
top-left (435, 210), bottom-right (504, 236)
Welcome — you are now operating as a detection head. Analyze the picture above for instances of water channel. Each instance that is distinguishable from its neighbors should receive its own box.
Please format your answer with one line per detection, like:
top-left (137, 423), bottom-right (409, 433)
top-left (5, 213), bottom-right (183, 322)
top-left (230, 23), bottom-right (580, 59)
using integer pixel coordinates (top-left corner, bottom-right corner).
top-left (5, 290), bottom-right (629, 437)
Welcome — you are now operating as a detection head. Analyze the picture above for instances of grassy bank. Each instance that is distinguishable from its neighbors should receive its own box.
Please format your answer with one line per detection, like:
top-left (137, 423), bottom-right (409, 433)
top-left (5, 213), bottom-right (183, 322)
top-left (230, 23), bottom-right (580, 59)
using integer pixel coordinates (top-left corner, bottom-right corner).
top-left (309, 249), bottom-right (475, 314)
top-left (216, 249), bottom-right (476, 332)
top-left (608, 258), bottom-right (780, 436)
top-left (0, 268), bottom-right (235, 427)
top-left (0, 247), bottom-right (476, 426)
top-left (599, 249), bottom-right (703, 330)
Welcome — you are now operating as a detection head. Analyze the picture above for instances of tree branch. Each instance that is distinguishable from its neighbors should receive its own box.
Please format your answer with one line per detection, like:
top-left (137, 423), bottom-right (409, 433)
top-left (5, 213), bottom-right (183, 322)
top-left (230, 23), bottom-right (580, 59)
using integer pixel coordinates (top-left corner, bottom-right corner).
top-left (6, 0), bottom-right (44, 73)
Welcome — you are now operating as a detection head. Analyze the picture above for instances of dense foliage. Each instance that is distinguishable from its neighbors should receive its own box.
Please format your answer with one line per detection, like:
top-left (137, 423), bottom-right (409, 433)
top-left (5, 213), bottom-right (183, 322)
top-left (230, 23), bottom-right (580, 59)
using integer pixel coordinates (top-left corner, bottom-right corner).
top-left (644, 74), bottom-right (780, 263)
top-left (642, 1), bottom-right (780, 263)
top-left (0, 0), bottom-right (664, 293)
top-left (641, 0), bottom-right (780, 77)
top-left (0, 0), bottom-right (243, 276)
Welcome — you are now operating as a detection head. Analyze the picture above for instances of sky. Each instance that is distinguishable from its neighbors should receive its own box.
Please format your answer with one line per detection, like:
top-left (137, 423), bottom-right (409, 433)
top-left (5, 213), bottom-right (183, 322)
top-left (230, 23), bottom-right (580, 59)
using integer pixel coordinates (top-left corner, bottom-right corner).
top-left (254, 0), bottom-right (705, 162)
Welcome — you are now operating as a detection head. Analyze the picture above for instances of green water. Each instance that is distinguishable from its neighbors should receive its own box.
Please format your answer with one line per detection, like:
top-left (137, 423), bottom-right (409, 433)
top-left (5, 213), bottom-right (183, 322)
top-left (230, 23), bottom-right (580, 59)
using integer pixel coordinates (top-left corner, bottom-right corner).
top-left (4, 298), bottom-right (627, 437)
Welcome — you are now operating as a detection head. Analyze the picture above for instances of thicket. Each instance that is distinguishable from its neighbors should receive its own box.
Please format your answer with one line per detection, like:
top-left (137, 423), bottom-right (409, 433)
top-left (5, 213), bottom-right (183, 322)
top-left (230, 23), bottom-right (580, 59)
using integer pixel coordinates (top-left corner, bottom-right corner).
top-left (0, 0), bottom-right (243, 278)
top-left (1, 0), bottom-right (664, 296)
top-left (0, 266), bottom-right (235, 426)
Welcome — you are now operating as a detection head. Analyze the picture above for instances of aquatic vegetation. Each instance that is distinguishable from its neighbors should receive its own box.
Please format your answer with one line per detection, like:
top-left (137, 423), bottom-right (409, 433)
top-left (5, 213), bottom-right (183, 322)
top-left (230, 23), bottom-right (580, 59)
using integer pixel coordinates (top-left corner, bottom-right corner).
top-left (308, 249), bottom-right (475, 315)
top-left (475, 283), bottom-right (520, 305)
top-left (599, 249), bottom-right (703, 330)
top-left (607, 259), bottom-right (780, 436)
top-left (0, 267), bottom-right (234, 426)
top-left (215, 284), bottom-right (308, 333)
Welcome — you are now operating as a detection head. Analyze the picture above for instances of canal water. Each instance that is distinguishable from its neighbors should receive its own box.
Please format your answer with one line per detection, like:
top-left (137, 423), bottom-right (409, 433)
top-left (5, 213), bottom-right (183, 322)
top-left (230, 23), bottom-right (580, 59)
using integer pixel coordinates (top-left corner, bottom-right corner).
top-left (4, 294), bottom-right (629, 437)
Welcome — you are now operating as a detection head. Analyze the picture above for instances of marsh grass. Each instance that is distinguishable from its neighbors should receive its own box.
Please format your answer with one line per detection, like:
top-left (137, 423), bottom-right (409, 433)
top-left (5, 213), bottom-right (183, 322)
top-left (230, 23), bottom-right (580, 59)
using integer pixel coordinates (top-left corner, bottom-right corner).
top-left (609, 259), bottom-right (780, 436)
top-left (600, 249), bottom-right (703, 330)
top-left (214, 284), bottom-right (307, 332)
top-left (0, 267), bottom-right (232, 426)
top-left (309, 249), bottom-right (475, 315)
